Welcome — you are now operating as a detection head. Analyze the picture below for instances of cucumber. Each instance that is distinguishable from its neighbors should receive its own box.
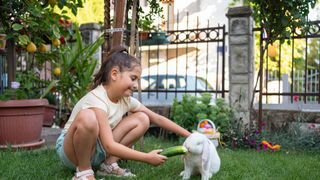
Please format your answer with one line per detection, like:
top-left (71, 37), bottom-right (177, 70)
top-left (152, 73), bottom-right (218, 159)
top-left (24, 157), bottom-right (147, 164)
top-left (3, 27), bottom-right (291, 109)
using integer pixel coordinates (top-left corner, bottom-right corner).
top-left (160, 146), bottom-right (188, 157)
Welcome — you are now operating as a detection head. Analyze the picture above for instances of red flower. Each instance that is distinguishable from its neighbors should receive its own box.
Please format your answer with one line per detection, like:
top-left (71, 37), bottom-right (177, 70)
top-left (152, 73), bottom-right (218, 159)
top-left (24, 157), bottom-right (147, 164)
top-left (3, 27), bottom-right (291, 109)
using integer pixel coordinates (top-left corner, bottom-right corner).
top-left (293, 95), bottom-right (299, 102)
top-left (64, 20), bottom-right (71, 28)
top-left (58, 18), bottom-right (64, 25)
top-left (260, 121), bottom-right (266, 127)
top-left (58, 18), bottom-right (72, 28)
top-left (59, 36), bottom-right (65, 44)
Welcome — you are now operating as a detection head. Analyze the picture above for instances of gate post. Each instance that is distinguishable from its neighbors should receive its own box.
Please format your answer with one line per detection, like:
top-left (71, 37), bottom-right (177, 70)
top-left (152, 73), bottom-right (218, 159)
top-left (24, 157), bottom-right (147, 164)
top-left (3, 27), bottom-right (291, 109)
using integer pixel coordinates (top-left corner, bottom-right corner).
top-left (80, 23), bottom-right (102, 74)
top-left (226, 6), bottom-right (254, 127)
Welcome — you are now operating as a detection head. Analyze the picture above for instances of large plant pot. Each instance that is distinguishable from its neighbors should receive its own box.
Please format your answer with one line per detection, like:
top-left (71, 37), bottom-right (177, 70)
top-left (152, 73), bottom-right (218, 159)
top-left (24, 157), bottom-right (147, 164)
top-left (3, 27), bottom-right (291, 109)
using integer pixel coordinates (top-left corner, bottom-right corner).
top-left (0, 99), bottom-right (48, 149)
top-left (43, 104), bottom-right (57, 127)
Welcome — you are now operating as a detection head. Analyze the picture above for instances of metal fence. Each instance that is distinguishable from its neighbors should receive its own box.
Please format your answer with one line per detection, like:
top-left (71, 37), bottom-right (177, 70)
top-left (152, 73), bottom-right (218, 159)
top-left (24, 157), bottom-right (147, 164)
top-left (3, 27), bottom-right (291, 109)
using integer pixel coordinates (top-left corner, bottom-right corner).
top-left (135, 23), bottom-right (228, 106)
top-left (267, 70), bottom-right (319, 103)
top-left (256, 20), bottom-right (320, 105)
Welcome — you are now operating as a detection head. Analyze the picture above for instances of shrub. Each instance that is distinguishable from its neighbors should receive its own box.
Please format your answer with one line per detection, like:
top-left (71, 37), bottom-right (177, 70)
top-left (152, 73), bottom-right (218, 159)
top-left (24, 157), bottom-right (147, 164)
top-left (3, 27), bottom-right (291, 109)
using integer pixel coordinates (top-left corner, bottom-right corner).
top-left (170, 93), bottom-right (234, 133)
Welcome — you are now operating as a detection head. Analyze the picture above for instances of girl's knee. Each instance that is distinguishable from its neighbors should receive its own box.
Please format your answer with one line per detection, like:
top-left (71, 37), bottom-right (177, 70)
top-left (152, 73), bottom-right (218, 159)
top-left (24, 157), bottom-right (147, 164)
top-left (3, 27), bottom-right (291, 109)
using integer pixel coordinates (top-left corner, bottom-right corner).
top-left (76, 109), bottom-right (99, 135)
top-left (134, 112), bottom-right (150, 129)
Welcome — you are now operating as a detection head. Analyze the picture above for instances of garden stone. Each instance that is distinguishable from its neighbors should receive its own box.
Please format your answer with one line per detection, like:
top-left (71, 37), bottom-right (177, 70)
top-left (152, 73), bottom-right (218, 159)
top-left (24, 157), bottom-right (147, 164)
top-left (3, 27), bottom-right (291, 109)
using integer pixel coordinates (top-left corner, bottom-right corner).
top-left (41, 127), bottom-right (62, 148)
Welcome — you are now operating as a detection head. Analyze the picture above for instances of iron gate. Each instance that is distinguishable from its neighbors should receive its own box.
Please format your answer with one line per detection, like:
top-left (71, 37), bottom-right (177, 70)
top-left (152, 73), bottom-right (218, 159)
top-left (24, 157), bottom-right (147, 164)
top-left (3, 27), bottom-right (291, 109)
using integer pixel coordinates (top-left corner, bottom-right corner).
top-left (135, 24), bottom-right (228, 106)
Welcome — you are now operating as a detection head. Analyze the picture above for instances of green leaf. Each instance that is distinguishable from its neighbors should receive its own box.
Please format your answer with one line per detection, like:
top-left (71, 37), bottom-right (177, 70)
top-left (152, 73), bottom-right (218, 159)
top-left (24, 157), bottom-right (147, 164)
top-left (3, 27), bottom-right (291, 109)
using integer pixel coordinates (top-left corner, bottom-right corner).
top-left (40, 80), bottom-right (59, 99)
top-left (71, 6), bottom-right (77, 16)
top-left (18, 35), bottom-right (30, 45)
top-left (52, 26), bottom-right (61, 38)
top-left (12, 23), bottom-right (24, 31)
top-left (28, 21), bottom-right (39, 28)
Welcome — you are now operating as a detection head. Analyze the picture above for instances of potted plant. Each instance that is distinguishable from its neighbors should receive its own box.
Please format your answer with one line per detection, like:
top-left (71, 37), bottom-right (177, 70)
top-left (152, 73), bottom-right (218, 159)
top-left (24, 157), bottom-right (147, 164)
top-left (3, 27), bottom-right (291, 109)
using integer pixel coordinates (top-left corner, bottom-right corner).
top-left (0, 1), bottom-right (84, 149)
top-left (0, 70), bottom-right (51, 149)
top-left (137, 12), bottom-right (168, 45)
top-left (42, 92), bottom-right (58, 127)
top-left (126, 0), bottom-right (163, 41)
top-left (138, 17), bottom-right (156, 40)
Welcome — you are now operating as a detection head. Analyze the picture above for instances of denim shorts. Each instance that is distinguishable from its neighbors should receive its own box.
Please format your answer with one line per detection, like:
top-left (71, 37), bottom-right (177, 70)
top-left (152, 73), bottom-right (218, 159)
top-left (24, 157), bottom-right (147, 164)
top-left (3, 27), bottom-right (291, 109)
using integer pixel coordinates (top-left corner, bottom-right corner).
top-left (55, 131), bottom-right (107, 170)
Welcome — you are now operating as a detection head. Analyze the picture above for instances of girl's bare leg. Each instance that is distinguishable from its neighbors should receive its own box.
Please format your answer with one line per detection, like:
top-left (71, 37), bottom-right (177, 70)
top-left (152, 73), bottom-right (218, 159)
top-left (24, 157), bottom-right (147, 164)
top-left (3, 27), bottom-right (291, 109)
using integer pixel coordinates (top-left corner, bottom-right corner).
top-left (63, 109), bottom-right (99, 179)
top-left (105, 112), bottom-right (150, 164)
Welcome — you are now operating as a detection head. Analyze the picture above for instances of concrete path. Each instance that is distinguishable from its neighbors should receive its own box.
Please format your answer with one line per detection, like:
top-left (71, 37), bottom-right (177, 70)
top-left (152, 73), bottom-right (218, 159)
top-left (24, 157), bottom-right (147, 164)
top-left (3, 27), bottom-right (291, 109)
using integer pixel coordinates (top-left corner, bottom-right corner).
top-left (41, 127), bottom-right (62, 148)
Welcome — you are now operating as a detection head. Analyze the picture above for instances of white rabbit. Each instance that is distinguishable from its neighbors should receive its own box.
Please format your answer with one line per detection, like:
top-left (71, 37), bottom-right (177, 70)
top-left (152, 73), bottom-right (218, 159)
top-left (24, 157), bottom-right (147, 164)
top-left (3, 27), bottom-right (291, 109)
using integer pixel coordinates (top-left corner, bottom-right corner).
top-left (180, 132), bottom-right (220, 180)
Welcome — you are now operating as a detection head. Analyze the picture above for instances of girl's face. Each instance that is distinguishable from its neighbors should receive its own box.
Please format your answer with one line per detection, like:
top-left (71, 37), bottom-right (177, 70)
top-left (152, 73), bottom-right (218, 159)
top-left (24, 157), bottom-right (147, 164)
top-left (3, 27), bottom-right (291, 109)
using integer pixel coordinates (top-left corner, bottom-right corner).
top-left (117, 65), bottom-right (142, 97)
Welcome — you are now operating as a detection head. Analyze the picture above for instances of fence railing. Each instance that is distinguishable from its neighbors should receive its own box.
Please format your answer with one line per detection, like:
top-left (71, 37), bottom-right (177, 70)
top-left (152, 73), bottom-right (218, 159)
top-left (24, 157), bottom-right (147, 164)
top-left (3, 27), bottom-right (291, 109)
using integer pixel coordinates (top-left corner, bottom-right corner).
top-left (256, 20), bottom-right (320, 105)
top-left (135, 25), bottom-right (228, 106)
top-left (267, 70), bottom-right (319, 103)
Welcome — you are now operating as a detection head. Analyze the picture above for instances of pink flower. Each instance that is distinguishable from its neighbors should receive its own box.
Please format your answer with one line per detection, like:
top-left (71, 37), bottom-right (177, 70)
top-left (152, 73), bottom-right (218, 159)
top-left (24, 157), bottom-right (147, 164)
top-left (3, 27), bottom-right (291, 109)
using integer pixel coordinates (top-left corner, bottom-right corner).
top-left (293, 95), bottom-right (299, 102)
top-left (250, 140), bottom-right (256, 145)
top-left (308, 123), bottom-right (316, 129)
top-left (263, 144), bottom-right (268, 151)
top-left (11, 81), bottom-right (20, 89)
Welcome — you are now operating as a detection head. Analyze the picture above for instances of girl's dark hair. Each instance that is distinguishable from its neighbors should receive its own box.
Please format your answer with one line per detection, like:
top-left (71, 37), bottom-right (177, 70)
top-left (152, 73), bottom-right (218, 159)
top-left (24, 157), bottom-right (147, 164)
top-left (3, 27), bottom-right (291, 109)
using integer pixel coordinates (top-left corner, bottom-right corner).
top-left (91, 46), bottom-right (140, 89)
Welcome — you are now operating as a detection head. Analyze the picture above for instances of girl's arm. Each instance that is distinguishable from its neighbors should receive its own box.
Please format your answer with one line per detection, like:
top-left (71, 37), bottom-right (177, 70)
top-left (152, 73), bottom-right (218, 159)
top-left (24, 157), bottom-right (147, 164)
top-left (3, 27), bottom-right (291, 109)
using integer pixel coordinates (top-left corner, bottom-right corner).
top-left (91, 107), bottom-right (167, 166)
top-left (135, 105), bottom-right (191, 138)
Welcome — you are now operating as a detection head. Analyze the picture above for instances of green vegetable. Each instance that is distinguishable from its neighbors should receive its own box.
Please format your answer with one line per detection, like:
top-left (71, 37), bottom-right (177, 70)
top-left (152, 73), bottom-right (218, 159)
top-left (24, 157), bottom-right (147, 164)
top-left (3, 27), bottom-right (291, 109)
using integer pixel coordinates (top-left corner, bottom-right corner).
top-left (160, 146), bottom-right (188, 157)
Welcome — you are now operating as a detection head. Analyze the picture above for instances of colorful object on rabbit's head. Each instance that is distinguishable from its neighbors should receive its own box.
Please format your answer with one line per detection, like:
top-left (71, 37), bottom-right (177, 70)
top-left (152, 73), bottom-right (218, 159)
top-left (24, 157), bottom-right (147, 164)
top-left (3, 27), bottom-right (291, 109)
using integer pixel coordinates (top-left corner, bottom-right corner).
top-left (197, 119), bottom-right (215, 134)
top-left (260, 140), bottom-right (281, 151)
top-left (197, 119), bottom-right (222, 147)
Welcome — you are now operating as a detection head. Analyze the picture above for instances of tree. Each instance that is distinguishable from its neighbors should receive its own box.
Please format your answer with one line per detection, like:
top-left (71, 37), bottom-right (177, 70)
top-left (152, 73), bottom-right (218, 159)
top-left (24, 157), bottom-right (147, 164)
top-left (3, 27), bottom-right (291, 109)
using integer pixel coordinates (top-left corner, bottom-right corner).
top-left (231, 0), bottom-right (317, 44)
top-left (0, 0), bottom-right (84, 47)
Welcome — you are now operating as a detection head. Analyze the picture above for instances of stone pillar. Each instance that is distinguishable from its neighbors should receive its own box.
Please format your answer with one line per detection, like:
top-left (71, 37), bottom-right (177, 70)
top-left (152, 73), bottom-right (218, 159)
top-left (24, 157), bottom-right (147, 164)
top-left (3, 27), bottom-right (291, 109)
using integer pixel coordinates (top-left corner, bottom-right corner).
top-left (226, 6), bottom-right (254, 126)
top-left (79, 23), bottom-right (102, 73)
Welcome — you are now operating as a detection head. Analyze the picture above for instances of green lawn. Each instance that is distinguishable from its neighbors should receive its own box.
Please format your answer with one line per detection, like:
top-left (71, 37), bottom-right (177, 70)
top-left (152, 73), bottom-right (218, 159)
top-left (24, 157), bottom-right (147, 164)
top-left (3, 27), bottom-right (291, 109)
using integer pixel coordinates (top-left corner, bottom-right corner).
top-left (0, 136), bottom-right (319, 180)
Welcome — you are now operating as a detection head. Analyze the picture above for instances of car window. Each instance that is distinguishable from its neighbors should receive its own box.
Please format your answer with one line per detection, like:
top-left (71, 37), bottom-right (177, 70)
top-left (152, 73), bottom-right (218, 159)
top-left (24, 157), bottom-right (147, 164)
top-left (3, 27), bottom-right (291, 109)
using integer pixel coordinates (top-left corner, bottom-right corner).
top-left (197, 77), bottom-right (213, 90)
top-left (141, 76), bottom-right (156, 90)
top-left (161, 78), bottom-right (177, 89)
top-left (196, 78), bottom-right (209, 90)
top-left (141, 75), bottom-right (213, 90)
top-left (178, 77), bottom-right (186, 89)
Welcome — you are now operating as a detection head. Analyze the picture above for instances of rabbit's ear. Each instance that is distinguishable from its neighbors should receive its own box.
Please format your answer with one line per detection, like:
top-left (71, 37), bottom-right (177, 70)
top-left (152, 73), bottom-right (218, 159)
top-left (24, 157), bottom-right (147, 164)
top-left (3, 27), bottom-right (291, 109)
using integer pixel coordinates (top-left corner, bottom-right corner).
top-left (201, 138), bottom-right (212, 171)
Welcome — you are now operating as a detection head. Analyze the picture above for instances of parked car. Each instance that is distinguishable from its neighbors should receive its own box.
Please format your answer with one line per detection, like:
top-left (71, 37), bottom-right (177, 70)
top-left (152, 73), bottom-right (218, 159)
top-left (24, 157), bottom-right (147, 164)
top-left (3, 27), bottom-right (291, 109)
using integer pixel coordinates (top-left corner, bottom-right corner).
top-left (133, 74), bottom-right (215, 106)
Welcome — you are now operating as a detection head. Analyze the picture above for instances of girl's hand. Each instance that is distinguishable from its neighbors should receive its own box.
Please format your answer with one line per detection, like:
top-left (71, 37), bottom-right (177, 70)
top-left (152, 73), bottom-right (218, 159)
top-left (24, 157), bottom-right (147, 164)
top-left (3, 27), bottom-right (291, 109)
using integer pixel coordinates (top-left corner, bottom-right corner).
top-left (146, 149), bottom-right (168, 166)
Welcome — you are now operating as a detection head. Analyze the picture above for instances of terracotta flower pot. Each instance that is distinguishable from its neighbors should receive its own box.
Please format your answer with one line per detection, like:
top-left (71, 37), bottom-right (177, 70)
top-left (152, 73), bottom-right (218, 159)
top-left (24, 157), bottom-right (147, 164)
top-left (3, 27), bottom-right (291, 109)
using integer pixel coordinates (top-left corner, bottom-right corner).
top-left (0, 99), bottom-right (48, 149)
top-left (43, 104), bottom-right (57, 127)
top-left (139, 32), bottom-right (150, 40)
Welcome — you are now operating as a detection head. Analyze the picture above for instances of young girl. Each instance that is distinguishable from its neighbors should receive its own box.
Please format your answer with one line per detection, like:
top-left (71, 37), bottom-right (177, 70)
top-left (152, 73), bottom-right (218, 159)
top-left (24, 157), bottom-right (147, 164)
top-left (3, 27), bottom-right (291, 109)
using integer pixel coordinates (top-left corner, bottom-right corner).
top-left (56, 46), bottom-right (191, 180)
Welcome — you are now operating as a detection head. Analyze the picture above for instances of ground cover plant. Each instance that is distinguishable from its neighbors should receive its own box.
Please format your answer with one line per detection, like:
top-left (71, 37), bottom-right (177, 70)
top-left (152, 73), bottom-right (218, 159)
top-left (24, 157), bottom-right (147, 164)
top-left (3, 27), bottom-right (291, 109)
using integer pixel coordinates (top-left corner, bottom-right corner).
top-left (0, 135), bottom-right (319, 180)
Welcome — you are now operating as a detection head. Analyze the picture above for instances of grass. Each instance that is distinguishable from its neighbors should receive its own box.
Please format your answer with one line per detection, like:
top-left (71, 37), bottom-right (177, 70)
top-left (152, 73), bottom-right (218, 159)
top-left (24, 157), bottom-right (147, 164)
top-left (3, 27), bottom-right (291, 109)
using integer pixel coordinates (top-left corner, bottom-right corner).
top-left (0, 135), bottom-right (320, 180)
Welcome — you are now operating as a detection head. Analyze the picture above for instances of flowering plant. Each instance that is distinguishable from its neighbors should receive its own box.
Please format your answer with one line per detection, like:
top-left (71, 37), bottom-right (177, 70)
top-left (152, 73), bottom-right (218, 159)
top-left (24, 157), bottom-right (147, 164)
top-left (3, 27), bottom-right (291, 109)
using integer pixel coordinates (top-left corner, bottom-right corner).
top-left (0, 70), bottom-right (49, 101)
